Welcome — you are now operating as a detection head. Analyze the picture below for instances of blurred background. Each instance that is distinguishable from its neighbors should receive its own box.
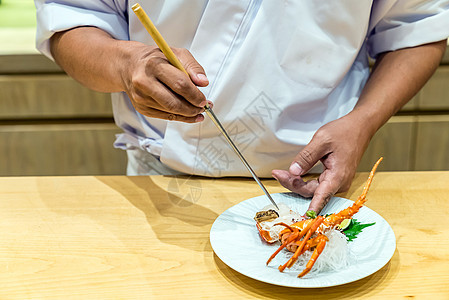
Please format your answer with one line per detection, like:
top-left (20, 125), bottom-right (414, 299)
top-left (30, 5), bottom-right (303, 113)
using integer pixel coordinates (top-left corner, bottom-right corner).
top-left (0, 0), bottom-right (448, 176)
top-left (0, 0), bottom-right (127, 176)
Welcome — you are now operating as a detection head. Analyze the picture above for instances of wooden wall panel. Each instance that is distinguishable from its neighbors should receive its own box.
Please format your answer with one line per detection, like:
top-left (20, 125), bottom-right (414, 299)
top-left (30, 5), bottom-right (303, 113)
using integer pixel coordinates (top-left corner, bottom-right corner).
top-left (401, 95), bottom-right (418, 111)
top-left (0, 75), bottom-right (113, 119)
top-left (0, 54), bottom-right (61, 74)
top-left (442, 46), bottom-right (449, 64)
top-left (358, 116), bottom-right (414, 172)
top-left (417, 67), bottom-right (449, 110)
top-left (0, 123), bottom-right (127, 176)
top-left (414, 115), bottom-right (449, 171)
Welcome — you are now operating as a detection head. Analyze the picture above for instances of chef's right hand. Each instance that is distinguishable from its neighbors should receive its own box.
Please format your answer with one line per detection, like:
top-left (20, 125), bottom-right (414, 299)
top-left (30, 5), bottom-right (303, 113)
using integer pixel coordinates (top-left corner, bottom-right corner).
top-left (123, 44), bottom-right (210, 123)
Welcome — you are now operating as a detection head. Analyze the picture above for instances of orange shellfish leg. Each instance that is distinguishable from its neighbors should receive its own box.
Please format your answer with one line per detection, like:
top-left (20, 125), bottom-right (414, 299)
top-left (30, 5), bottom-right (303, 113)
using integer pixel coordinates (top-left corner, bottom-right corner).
top-left (266, 222), bottom-right (299, 265)
top-left (279, 216), bottom-right (324, 272)
top-left (267, 231), bottom-right (299, 265)
top-left (324, 157), bottom-right (383, 226)
top-left (297, 234), bottom-right (327, 257)
top-left (286, 216), bottom-right (324, 269)
top-left (297, 235), bottom-right (327, 278)
top-left (358, 157), bottom-right (383, 202)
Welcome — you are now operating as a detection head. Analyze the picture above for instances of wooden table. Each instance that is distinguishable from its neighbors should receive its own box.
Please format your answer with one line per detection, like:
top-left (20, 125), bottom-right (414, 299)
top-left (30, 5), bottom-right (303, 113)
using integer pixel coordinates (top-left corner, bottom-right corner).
top-left (0, 172), bottom-right (448, 299)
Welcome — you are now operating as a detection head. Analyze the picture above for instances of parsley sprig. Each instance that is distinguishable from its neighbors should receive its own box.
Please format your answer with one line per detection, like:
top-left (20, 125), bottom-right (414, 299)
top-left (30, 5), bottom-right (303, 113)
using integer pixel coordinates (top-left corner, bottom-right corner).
top-left (342, 219), bottom-right (375, 242)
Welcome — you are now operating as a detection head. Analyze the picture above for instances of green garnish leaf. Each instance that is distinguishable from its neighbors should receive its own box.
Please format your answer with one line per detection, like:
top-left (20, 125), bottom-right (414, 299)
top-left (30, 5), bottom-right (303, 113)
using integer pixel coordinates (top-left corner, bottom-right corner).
top-left (343, 219), bottom-right (375, 242)
top-left (305, 210), bottom-right (317, 219)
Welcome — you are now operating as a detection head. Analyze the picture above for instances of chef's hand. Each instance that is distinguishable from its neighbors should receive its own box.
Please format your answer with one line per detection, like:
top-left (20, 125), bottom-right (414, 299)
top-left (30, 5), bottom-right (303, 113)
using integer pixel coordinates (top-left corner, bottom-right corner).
top-left (271, 113), bottom-right (372, 214)
top-left (124, 44), bottom-right (211, 123)
top-left (50, 27), bottom-right (211, 123)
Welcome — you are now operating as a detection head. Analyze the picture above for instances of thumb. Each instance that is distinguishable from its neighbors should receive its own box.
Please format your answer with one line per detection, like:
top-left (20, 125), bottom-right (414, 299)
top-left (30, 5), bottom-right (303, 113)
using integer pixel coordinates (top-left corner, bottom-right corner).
top-left (289, 138), bottom-right (328, 176)
top-left (176, 48), bottom-right (209, 87)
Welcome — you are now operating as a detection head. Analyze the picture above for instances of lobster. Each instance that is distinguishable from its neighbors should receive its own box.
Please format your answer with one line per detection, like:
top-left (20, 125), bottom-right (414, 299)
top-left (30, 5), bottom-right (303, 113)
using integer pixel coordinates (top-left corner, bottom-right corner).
top-left (255, 157), bottom-right (383, 278)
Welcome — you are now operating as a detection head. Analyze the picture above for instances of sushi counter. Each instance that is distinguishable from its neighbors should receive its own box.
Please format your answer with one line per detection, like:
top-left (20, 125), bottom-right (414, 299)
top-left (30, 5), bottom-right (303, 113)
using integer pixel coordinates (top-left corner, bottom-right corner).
top-left (0, 172), bottom-right (448, 299)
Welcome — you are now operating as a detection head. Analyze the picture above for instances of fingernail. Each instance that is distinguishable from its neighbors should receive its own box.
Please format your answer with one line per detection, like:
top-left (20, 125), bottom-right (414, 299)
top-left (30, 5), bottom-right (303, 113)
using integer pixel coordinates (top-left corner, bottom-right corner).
top-left (289, 162), bottom-right (302, 176)
top-left (197, 74), bottom-right (209, 83)
top-left (195, 114), bottom-right (205, 122)
top-left (200, 100), bottom-right (208, 107)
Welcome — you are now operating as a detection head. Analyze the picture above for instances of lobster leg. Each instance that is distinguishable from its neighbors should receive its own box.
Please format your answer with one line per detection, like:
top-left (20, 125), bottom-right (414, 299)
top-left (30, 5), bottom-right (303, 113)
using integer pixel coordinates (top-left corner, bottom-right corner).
top-left (297, 235), bottom-right (327, 278)
top-left (295, 234), bottom-right (329, 257)
top-left (266, 231), bottom-right (298, 265)
top-left (358, 156), bottom-right (383, 202)
top-left (279, 216), bottom-right (324, 272)
top-left (267, 220), bottom-right (315, 265)
top-left (323, 157), bottom-right (383, 227)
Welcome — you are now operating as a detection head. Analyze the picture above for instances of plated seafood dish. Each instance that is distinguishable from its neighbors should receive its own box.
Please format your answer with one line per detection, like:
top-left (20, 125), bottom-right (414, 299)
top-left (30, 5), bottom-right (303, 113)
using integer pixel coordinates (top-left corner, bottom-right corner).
top-left (254, 158), bottom-right (383, 278)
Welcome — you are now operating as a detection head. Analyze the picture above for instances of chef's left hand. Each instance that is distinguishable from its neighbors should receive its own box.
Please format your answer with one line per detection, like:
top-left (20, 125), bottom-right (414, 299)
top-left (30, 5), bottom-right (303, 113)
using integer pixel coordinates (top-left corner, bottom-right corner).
top-left (271, 113), bottom-right (373, 214)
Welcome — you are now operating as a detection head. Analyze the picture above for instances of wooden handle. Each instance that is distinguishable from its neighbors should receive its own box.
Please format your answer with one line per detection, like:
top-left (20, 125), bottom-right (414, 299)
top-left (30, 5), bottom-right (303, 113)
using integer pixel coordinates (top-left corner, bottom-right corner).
top-left (131, 3), bottom-right (188, 76)
top-left (132, 3), bottom-right (210, 110)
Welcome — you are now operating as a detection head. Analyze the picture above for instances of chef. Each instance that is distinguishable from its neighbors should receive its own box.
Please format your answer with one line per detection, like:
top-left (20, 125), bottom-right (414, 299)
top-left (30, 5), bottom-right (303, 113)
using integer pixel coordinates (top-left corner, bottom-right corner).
top-left (34, 1), bottom-right (449, 213)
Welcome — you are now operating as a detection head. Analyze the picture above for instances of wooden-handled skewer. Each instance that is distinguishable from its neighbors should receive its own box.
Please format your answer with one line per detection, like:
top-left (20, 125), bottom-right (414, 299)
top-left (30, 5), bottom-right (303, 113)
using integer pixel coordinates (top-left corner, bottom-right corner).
top-left (131, 3), bottom-right (279, 210)
top-left (131, 3), bottom-right (187, 76)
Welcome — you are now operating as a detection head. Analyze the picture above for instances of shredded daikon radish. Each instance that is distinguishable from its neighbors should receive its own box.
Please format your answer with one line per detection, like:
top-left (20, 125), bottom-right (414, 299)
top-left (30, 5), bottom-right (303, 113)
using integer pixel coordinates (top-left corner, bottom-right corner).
top-left (273, 229), bottom-right (352, 276)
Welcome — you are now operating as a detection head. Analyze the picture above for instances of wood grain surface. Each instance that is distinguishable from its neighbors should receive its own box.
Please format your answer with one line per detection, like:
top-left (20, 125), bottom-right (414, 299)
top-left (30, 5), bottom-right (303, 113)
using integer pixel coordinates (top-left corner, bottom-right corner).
top-left (0, 74), bottom-right (112, 119)
top-left (417, 66), bottom-right (449, 110)
top-left (0, 54), bottom-right (61, 74)
top-left (0, 173), bottom-right (448, 299)
top-left (358, 116), bottom-right (414, 171)
top-left (0, 123), bottom-right (126, 175)
top-left (415, 115), bottom-right (449, 171)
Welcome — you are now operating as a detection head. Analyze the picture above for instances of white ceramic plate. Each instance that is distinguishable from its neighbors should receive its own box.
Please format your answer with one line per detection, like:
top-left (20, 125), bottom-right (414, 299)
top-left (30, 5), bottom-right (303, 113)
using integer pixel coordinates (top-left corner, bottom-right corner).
top-left (210, 193), bottom-right (396, 288)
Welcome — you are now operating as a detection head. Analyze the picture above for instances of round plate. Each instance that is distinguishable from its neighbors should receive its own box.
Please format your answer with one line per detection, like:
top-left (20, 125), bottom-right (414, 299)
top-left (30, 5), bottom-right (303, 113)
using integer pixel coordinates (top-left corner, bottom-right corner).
top-left (210, 193), bottom-right (396, 288)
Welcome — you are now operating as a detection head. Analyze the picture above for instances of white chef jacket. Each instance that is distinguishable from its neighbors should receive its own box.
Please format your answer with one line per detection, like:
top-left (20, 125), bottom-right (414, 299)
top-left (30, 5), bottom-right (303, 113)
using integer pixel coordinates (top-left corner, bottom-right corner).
top-left (35, 0), bottom-right (449, 177)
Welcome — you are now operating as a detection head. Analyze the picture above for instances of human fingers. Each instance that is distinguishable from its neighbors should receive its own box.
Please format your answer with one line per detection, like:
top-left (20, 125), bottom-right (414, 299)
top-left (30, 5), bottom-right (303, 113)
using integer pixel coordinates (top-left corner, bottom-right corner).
top-left (289, 131), bottom-right (330, 176)
top-left (271, 169), bottom-right (319, 198)
top-left (131, 73), bottom-right (206, 117)
top-left (174, 48), bottom-right (209, 87)
top-left (128, 47), bottom-right (206, 114)
top-left (126, 46), bottom-right (211, 122)
top-left (154, 62), bottom-right (208, 108)
top-left (306, 170), bottom-right (343, 214)
top-left (132, 100), bottom-right (205, 123)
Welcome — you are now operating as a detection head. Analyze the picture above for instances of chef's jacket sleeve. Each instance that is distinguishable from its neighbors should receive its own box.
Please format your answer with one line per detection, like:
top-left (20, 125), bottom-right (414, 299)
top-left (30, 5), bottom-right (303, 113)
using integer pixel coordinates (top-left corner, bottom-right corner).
top-left (367, 0), bottom-right (449, 58)
top-left (34, 0), bottom-right (129, 60)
